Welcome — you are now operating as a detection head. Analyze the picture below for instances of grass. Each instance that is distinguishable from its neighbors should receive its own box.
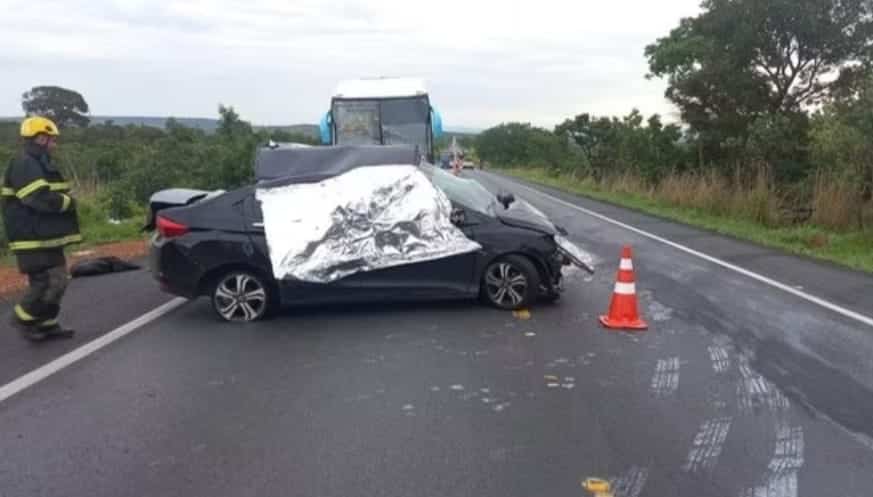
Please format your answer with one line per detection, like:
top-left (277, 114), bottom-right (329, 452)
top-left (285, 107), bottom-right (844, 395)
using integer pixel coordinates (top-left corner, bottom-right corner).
top-left (502, 167), bottom-right (873, 274)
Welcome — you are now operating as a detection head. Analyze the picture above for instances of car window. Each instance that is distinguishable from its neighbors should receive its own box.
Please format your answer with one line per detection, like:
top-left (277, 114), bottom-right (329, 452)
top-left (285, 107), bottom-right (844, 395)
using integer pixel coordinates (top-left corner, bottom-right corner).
top-left (420, 165), bottom-right (497, 217)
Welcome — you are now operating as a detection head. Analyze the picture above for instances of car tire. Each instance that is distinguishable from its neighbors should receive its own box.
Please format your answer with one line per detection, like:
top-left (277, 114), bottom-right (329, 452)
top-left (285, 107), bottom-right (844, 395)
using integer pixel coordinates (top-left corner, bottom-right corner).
top-left (211, 270), bottom-right (274, 322)
top-left (480, 255), bottom-right (540, 310)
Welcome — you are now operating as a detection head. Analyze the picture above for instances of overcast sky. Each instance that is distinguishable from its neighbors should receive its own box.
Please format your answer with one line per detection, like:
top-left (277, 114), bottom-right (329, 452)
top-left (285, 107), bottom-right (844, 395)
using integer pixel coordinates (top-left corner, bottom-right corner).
top-left (0, 0), bottom-right (702, 129)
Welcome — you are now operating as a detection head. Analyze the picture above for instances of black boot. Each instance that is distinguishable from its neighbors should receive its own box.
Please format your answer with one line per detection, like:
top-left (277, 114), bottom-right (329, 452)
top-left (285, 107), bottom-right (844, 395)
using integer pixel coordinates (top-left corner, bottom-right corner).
top-left (39, 324), bottom-right (75, 340)
top-left (10, 317), bottom-right (48, 342)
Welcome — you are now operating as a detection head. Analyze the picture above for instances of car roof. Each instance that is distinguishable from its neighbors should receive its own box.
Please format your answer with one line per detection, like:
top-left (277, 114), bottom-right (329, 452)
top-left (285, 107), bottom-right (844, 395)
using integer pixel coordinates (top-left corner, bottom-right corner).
top-left (254, 144), bottom-right (421, 185)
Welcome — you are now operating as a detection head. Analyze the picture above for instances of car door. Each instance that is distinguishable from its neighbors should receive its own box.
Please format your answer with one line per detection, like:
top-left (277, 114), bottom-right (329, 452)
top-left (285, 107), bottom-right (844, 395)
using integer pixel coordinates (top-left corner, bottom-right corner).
top-left (334, 201), bottom-right (480, 299)
top-left (244, 193), bottom-right (421, 304)
top-left (242, 193), bottom-right (347, 304)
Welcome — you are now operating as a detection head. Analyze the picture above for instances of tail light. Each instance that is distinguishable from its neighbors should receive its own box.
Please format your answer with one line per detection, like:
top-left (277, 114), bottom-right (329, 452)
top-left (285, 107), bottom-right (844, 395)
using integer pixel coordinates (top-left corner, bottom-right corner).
top-left (156, 215), bottom-right (189, 238)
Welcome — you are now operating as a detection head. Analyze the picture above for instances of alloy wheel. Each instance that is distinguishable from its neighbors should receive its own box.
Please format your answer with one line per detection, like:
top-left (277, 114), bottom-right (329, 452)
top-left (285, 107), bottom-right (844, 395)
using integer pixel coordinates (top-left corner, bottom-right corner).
top-left (214, 273), bottom-right (268, 322)
top-left (484, 262), bottom-right (529, 308)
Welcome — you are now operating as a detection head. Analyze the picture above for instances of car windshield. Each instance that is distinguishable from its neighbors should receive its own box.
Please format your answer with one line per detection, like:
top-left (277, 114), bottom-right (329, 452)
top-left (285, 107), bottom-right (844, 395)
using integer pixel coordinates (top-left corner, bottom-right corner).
top-left (332, 97), bottom-right (430, 151)
top-left (421, 165), bottom-right (497, 217)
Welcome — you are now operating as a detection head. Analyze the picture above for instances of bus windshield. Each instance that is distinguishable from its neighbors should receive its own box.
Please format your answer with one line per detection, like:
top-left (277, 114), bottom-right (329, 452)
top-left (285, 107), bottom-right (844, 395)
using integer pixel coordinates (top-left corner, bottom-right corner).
top-left (332, 97), bottom-right (431, 153)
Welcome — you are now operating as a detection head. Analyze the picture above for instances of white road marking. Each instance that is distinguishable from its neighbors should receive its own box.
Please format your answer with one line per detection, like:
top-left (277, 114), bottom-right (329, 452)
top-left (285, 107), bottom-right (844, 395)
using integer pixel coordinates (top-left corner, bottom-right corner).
top-left (708, 345), bottom-right (731, 373)
top-left (647, 300), bottom-right (674, 322)
top-left (651, 357), bottom-right (680, 398)
top-left (609, 466), bottom-right (650, 497)
top-left (737, 355), bottom-right (790, 413)
top-left (683, 417), bottom-right (733, 472)
top-left (0, 297), bottom-right (187, 404)
top-left (741, 423), bottom-right (804, 497)
top-left (499, 176), bottom-right (873, 328)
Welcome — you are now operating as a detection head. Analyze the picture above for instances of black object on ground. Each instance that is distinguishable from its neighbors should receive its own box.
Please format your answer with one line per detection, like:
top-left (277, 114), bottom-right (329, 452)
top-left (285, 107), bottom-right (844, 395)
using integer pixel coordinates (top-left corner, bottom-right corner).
top-left (70, 257), bottom-right (141, 278)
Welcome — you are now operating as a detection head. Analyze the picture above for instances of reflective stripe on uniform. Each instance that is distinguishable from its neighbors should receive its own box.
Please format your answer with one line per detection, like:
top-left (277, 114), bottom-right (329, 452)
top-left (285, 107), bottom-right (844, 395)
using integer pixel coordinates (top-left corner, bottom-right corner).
top-left (60, 194), bottom-right (71, 212)
top-left (8, 234), bottom-right (82, 251)
top-left (4, 180), bottom-right (69, 199)
top-left (37, 318), bottom-right (59, 328)
top-left (14, 305), bottom-right (36, 322)
top-left (15, 179), bottom-right (49, 199)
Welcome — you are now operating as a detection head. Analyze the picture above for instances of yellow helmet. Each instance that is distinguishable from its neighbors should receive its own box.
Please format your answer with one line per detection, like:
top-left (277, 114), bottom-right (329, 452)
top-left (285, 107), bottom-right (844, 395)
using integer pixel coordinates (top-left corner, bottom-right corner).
top-left (20, 116), bottom-right (60, 138)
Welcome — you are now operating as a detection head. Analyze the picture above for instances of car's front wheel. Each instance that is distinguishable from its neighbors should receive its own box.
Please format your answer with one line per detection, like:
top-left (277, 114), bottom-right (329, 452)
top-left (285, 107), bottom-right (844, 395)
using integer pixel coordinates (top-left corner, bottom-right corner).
top-left (211, 271), bottom-right (273, 322)
top-left (481, 255), bottom-right (540, 310)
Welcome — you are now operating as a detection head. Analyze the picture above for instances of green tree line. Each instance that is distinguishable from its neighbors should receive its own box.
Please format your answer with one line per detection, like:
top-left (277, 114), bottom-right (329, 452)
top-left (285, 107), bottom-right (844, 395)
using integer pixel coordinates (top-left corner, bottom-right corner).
top-left (476, 0), bottom-right (873, 233)
top-left (1, 99), bottom-right (318, 256)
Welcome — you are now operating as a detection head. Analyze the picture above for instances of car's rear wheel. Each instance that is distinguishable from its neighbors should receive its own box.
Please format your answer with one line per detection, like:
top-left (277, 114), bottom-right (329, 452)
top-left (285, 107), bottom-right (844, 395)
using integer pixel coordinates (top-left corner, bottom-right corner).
top-left (211, 271), bottom-right (273, 322)
top-left (481, 255), bottom-right (540, 310)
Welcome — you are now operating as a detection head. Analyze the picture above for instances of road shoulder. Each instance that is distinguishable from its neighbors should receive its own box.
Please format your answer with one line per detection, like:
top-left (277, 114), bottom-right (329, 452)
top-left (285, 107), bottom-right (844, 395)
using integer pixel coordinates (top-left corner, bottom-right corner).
top-left (479, 170), bottom-right (873, 321)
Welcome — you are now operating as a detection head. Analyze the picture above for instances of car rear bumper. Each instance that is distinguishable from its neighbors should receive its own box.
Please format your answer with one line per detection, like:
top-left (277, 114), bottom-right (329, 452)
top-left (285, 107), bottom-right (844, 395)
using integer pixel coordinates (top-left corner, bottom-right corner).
top-left (150, 235), bottom-right (200, 299)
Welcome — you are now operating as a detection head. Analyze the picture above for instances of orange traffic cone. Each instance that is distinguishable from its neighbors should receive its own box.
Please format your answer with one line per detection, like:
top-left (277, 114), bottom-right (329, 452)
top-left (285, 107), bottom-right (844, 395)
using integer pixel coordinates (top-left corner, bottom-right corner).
top-left (600, 246), bottom-right (648, 331)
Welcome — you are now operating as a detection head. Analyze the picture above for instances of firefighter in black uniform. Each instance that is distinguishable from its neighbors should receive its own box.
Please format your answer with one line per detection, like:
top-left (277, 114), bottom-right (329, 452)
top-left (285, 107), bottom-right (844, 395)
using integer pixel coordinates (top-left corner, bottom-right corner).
top-left (2, 116), bottom-right (81, 341)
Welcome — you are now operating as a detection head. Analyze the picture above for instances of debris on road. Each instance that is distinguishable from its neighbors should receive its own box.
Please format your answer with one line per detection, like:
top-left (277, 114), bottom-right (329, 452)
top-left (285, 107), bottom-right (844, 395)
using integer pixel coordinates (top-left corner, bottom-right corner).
top-left (513, 309), bottom-right (532, 320)
top-left (70, 256), bottom-right (141, 278)
top-left (582, 478), bottom-right (614, 497)
top-left (0, 239), bottom-right (147, 297)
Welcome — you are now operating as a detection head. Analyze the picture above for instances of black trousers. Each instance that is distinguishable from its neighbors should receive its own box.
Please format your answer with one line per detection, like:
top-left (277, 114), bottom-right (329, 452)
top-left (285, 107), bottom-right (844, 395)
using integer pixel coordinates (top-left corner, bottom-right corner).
top-left (14, 264), bottom-right (69, 328)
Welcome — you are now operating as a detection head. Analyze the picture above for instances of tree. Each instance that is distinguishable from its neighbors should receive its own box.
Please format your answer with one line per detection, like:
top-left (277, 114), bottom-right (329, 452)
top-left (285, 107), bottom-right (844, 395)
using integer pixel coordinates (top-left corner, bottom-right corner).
top-left (646, 0), bottom-right (873, 163)
top-left (217, 104), bottom-right (252, 137)
top-left (555, 110), bottom-right (689, 180)
top-left (21, 86), bottom-right (90, 127)
top-left (476, 123), bottom-right (570, 170)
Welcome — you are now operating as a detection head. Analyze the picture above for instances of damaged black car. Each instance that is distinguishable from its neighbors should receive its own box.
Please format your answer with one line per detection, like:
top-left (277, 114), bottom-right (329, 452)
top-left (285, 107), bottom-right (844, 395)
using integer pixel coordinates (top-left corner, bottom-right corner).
top-left (147, 145), bottom-right (594, 322)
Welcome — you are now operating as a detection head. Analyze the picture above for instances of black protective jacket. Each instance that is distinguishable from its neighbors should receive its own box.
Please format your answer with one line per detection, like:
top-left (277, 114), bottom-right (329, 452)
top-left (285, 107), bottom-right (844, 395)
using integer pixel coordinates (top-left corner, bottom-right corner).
top-left (1, 143), bottom-right (81, 259)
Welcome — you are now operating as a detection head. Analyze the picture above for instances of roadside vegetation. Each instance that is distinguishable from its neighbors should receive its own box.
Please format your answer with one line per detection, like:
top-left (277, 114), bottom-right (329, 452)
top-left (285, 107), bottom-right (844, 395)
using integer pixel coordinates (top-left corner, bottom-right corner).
top-left (1, 89), bottom-right (318, 260)
top-left (476, 0), bottom-right (873, 273)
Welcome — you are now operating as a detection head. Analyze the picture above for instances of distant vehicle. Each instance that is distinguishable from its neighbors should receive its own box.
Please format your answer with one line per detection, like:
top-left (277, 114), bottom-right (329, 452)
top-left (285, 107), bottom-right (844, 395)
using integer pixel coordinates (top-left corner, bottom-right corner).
top-left (462, 160), bottom-right (475, 170)
top-left (147, 146), bottom-right (594, 322)
top-left (319, 77), bottom-right (443, 163)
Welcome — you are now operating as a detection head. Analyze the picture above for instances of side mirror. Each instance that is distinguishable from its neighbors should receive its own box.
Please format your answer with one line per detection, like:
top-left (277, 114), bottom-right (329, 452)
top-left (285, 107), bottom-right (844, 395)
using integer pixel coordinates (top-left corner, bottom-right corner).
top-left (450, 207), bottom-right (466, 225)
top-left (319, 112), bottom-right (333, 145)
top-left (431, 107), bottom-right (443, 139)
top-left (497, 192), bottom-right (516, 209)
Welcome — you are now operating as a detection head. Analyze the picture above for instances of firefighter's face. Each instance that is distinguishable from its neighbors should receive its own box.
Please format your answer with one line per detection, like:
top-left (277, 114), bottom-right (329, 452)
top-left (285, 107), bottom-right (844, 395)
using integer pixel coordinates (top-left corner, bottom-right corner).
top-left (34, 134), bottom-right (58, 152)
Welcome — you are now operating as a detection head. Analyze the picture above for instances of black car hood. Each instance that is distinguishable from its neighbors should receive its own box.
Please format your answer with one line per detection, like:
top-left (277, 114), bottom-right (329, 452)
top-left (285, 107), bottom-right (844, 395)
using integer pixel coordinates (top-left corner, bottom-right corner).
top-left (496, 199), bottom-right (558, 235)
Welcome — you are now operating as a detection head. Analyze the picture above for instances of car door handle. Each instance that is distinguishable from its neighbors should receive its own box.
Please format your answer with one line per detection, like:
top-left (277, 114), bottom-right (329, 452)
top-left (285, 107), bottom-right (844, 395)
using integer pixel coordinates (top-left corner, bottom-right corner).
top-left (253, 222), bottom-right (264, 228)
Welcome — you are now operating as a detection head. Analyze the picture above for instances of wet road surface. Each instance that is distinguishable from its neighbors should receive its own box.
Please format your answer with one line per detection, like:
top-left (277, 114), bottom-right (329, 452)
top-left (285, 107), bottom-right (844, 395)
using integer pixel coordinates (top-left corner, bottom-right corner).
top-left (1, 171), bottom-right (871, 497)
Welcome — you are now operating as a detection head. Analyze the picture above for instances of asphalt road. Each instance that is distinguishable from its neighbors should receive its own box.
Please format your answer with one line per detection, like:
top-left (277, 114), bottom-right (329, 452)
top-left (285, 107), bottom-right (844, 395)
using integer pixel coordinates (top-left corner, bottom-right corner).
top-left (1, 171), bottom-right (873, 497)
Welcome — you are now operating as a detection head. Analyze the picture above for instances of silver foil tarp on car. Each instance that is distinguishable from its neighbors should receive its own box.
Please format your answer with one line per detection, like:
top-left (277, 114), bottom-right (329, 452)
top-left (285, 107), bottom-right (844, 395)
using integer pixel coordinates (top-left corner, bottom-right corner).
top-left (255, 165), bottom-right (482, 283)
